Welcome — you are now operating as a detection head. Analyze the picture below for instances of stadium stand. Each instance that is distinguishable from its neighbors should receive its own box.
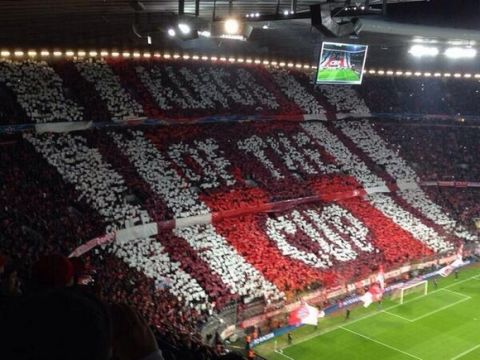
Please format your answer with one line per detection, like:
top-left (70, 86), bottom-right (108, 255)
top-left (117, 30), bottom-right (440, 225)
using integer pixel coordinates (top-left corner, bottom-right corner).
top-left (1, 57), bottom-right (480, 360)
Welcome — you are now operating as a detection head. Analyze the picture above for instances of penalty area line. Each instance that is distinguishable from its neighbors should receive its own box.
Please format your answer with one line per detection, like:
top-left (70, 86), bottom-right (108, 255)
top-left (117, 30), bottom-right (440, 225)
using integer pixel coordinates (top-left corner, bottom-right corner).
top-left (408, 296), bottom-right (470, 322)
top-left (451, 344), bottom-right (480, 360)
top-left (340, 326), bottom-right (423, 360)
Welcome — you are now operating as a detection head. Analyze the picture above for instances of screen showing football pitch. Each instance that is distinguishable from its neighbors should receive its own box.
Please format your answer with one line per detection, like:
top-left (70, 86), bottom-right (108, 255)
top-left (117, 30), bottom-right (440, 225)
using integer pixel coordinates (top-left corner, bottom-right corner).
top-left (316, 42), bottom-right (368, 85)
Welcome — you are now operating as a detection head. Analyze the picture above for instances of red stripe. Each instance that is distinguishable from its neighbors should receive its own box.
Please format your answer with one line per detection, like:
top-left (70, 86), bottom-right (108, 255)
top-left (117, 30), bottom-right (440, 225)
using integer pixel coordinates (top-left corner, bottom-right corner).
top-left (202, 188), bottom-right (327, 291)
top-left (311, 176), bottom-right (433, 263)
top-left (92, 134), bottom-right (234, 306)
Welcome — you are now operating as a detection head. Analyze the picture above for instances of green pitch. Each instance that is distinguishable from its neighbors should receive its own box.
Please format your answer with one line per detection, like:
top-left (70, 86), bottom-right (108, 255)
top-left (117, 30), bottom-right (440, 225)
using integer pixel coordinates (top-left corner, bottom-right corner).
top-left (316, 68), bottom-right (360, 83)
top-left (255, 266), bottom-right (480, 360)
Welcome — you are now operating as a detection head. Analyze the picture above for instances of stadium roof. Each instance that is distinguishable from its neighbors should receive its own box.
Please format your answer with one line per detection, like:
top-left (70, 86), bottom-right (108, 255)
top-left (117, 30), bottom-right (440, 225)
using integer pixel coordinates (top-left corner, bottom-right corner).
top-left (1, 0), bottom-right (480, 71)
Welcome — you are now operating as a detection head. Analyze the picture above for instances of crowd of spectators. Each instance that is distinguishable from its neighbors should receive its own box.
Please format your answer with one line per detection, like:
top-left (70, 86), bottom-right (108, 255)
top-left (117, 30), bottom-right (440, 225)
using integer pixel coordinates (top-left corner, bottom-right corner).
top-left (320, 85), bottom-right (370, 115)
top-left (2, 58), bottom-right (480, 125)
top-left (374, 122), bottom-right (480, 233)
top-left (424, 187), bottom-right (480, 233)
top-left (359, 76), bottom-right (480, 116)
top-left (74, 59), bottom-right (144, 122)
top-left (376, 123), bottom-right (480, 181)
top-left (0, 137), bottom-right (245, 359)
top-left (1, 57), bottom-right (480, 359)
top-left (269, 69), bottom-right (326, 115)
top-left (0, 58), bottom-right (362, 124)
top-left (0, 59), bottom-right (84, 123)
top-left (18, 121), bottom-right (473, 304)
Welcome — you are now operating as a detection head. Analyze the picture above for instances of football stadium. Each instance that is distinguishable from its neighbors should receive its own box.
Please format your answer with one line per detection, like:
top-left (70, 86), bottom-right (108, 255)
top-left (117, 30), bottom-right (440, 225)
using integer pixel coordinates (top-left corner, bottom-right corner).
top-left (1, 1), bottom-right (480, 360)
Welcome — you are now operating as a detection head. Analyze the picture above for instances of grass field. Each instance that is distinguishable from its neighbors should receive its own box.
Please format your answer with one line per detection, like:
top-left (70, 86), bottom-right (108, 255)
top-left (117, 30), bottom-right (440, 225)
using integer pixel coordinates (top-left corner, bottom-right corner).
top-left (316, 68), bottom-right (361, 83)
top-left (255, 266), bottom-right (480, 360)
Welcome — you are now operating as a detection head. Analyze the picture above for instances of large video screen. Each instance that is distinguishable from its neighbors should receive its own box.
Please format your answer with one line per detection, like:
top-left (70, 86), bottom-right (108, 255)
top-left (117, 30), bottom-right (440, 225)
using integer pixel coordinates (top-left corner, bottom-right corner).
top-left (316, 42), bottom-right (368, 85)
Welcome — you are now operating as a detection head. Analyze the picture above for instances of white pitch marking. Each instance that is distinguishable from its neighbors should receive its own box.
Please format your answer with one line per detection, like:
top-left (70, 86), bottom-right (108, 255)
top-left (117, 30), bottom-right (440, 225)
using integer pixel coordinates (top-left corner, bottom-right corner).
top-left (408, 297), bottom-right (470, 322)
top-left (382, 310), bottom-right (414, 322)
top-left (451, 344), bottom-right (480, 360)
top-left (275, 349), bottom-right (295, 360)
top-left (383, 288), bottom-right (471, 322)
top-left (340, 326), bottom-right (423, 360)
top-left (276, 274), bottom-right (480, 352)
top-left (441, 288), bottom-right (472, 299)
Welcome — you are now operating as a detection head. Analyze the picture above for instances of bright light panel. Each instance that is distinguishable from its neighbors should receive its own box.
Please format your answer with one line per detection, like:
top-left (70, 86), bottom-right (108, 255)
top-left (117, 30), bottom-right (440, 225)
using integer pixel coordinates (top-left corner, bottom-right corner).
top-left (178, 23), bottom-right (191, 35)
top-left (408, 45), bottom-right (439, 57)
top-left (444, 47), bottom-right (477, 59)
top-left (224, 19), bottom-right (240, 35)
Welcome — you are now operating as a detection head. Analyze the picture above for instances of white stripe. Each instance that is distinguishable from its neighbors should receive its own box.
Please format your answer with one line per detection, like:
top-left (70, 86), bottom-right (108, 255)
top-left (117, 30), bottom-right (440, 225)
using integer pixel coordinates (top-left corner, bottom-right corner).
top-left (111, 130), bottom-right (282, 301)
top-left (368, 193), bottom-right (453, 252)
top-left (339, 121), bottom-right (474, 241)
top-left (75, 59), bottom-right (142, 119)
top-left (25, 133), bottom-right (209, 309)
top-left (340, 326), bottom-right (423, 360)
top-left (301, 122), bottom-right (453, 252)
top-left (451, 344), bottom-right (480, 360)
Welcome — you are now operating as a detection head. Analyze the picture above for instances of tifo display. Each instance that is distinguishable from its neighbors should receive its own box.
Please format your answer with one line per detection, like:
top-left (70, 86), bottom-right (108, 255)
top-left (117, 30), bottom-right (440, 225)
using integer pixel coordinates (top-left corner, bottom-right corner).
top-left (1, 53), bottom-right (480, 360)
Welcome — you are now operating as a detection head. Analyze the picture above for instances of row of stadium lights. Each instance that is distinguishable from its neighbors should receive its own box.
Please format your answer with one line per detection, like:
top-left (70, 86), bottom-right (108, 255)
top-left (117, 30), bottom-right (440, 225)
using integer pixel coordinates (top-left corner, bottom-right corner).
top-left (366, 69), bottom-right (480, 79)
top-left (0, 49), bottom-right (315, 69)
top-left (1, 49), bottom-right (480, 80)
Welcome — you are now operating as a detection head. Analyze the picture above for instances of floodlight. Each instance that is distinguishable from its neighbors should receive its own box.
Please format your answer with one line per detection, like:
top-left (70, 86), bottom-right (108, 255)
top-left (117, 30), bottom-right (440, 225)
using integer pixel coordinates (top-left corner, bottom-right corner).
top-left (224, 19), bottom-right (240, 34)
top-left (168, 28), bottom-right (176, 37)
top-left (444, 47), bottom-right (476, 59)
top-left (178, 23), bottom-right (191, 35)
top-left (198, 31), bottom-right (211, 37)
top-left (408, 45), bottom-right (439, 57)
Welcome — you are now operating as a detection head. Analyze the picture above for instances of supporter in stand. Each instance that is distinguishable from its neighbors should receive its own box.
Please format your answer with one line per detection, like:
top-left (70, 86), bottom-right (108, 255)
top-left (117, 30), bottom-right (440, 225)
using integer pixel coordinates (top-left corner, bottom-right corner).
top-left (2, 57), bottom-right (480, 360)
top-left (1, 287), bottom-right (167, 360)
top-left (31, 254), bottom-right (75, 290)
